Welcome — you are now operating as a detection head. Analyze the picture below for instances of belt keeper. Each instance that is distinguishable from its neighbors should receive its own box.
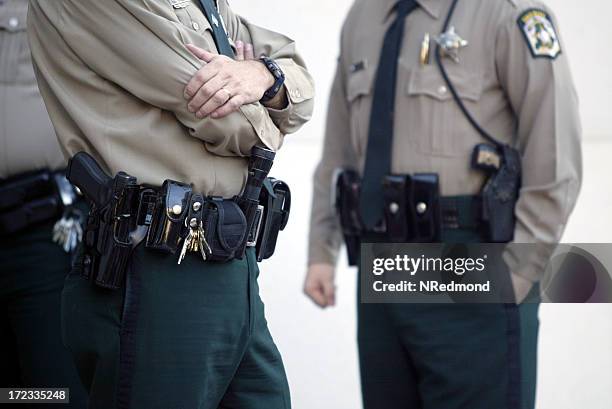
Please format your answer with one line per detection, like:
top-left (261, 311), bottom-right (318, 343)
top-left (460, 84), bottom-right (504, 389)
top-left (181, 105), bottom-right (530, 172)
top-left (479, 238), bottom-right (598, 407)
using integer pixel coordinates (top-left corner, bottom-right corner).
top-left (246, 205), bottom-right (264, 247)
top-left (136, 188), bottom-right (158, 226)
top-left (187, 194), bottom-right (205, 227)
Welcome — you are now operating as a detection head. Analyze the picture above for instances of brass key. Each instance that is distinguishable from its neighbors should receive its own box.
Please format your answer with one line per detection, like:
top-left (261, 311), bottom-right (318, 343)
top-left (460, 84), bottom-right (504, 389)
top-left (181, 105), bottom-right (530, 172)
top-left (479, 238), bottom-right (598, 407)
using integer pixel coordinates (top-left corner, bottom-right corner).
top-left (197, 224), bottom-right (212, 260)
top-left (52, 210), bottom-right (84, 253)
top-left (178, 218), bottom-right (211, 264)
top-left (177, 225), bottom-right (194, 265)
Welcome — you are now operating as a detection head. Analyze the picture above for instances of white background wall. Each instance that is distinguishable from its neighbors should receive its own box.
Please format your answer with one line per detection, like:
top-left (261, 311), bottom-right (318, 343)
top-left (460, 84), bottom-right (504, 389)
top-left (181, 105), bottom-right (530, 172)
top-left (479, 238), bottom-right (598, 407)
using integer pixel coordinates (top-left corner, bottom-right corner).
top-left (231, 1), bottom-right (612, 408)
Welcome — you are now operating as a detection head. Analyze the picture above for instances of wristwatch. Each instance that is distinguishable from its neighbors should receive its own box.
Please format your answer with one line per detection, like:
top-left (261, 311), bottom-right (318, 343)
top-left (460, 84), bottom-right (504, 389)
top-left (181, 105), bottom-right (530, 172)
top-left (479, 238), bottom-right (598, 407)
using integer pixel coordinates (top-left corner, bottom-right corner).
top-left (259, 56), bottom-right (285, 103)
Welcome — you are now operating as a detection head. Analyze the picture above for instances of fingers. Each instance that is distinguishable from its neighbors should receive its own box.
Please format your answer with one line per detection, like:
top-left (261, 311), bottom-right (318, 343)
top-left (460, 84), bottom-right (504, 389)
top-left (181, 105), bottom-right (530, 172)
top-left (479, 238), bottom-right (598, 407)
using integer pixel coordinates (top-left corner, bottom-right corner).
top-left (322, 280), bottom-right (336, 307)
top-left (186, 44), bottom-right (215, 62)
top-left (244, 43), bottom-right (255, 60)
top-left (188, 75), bottom-right (226, 117)
top-left (196, 87), bottom-right (233, 119)
top-left (184, 43), bottom-right (259, 118)
top-left (185, 65), bottom-right (218, 100)
top-left (235, 41), bottom-right (245, 61)
top-left (303, 274), bottom-right (336, 308)
top-left (210, 95), bottom-right (244, 119)
top-left (235, 41), bottom-right (254, 61)
top-left (304, 278), bottom-right (328, 308)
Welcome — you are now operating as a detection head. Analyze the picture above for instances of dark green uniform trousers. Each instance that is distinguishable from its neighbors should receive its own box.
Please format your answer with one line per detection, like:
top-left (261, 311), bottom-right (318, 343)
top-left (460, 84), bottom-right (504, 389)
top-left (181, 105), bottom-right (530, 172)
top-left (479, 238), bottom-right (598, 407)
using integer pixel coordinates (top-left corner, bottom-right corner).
top-left (358, 229), bottom-right (540, 409)
top-left (0, 221), bottom-right (88, 408)
top-left (62, 245), bottom-right (290, 409)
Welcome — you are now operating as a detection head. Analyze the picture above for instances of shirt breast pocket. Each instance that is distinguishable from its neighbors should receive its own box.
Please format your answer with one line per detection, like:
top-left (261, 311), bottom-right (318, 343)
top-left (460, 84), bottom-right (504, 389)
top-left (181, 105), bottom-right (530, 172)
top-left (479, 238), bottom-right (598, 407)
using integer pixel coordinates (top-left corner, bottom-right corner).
top-left (172, 2), bottom-right (206, 30)
top-left (169, 1), bottom-right (223, 49)
top-left (403, 66), bottom-right (483, 158)
top-left (346, 66), bottom-right (375, 159)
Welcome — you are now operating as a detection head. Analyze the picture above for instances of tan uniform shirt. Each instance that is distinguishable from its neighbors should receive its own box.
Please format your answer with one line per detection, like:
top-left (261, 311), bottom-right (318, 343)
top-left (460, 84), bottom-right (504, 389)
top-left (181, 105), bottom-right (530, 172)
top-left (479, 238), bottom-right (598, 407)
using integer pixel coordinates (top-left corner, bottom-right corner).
top-left (27, 0), bottom-right (314, 198)
top-left (0, 0), bottom-right (64, 178)
top-left (309, 0), bottom-right (582, 283)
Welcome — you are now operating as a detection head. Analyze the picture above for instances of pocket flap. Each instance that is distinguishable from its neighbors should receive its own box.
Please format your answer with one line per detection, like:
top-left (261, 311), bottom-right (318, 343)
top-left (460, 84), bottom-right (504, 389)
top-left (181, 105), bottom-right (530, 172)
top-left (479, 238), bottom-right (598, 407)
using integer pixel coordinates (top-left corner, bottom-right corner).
top-left (346, 66), bottom-right (374, 103)
top-left (163, 180), bottom-right (192, 221)
top-left (407, 67), bottom-right (483, 102)
top-left (0, 1), bottom-right (27, 32)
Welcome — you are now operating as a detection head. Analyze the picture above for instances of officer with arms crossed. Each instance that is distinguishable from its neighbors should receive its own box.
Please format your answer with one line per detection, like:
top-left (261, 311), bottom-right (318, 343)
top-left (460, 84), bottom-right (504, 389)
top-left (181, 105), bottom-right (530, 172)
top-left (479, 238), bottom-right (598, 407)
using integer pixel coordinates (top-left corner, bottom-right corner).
top-left (28, 0), bottom-right (314, 408)
top-left (0, 0), bottom-right (87, 406)
top-left (305, 0), bottom-right (580, 408)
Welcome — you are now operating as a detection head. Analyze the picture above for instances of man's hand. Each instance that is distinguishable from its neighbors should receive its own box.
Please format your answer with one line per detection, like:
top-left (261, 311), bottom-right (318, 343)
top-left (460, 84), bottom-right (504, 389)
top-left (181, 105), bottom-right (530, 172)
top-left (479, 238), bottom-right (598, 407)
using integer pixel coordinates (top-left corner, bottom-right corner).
top-left (184, 42), bottom-right (274, 119)
top-left (304, 264), bottom-right (336, 308)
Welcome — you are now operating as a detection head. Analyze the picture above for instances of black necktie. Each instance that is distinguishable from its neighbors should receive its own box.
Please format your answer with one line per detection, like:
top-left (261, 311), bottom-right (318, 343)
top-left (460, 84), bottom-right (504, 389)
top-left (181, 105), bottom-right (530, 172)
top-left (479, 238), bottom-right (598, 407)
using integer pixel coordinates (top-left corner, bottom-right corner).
top-left (197, 0), bottom-right (235, 57)
top-left (359, 0), bottom-right (419, 229)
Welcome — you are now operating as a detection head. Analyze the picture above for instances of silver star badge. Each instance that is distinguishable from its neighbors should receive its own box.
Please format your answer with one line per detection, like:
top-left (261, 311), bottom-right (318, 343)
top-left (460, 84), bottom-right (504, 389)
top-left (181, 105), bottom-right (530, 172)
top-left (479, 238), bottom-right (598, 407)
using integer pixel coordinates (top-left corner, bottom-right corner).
top-left (435, 27), bottom-right (468, 63)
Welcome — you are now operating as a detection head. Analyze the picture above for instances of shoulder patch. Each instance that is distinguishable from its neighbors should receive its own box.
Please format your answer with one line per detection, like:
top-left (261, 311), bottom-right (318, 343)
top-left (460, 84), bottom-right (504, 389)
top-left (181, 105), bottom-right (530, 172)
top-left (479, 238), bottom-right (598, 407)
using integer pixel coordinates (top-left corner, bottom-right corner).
top-left (517, 9), bottom-right (561, 59)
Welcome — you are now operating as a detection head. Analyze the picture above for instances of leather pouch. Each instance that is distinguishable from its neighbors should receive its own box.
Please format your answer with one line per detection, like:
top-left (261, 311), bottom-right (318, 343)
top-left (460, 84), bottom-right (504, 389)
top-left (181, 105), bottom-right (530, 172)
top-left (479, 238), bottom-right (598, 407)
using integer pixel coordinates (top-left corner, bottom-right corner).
top-left (411, 174), bottom-right (442, 242)
top-left (145, 180), bottom-right (192, 254)
top-left (382, 173), bottom-right (441, 243)
top-left (383, 175), bottom-right (412, 242)
top-left (202, 198), bottom-right (247, 262)
top-left (255, 178), bottom-right (291, 262)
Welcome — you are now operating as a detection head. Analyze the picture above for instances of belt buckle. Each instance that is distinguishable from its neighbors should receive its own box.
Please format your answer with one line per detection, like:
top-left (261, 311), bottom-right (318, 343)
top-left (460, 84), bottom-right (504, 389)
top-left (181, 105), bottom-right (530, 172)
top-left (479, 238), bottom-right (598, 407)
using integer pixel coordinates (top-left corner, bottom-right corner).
top-left (246, 205), bottom-right (264, 247)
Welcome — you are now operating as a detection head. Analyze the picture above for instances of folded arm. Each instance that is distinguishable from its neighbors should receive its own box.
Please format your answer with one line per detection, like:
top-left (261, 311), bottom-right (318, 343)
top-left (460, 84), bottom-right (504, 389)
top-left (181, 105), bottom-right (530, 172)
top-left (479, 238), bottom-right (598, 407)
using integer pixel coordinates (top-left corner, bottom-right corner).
top-left (218, 0), bottom-right (315, 135)
top-left (29, 0), bottom-right (293, 156)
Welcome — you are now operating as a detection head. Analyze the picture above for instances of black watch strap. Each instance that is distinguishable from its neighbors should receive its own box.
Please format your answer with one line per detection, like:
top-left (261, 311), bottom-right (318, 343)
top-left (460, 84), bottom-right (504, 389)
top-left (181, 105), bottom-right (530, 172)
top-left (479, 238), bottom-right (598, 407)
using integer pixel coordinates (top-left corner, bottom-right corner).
top-left (259, 56), bottom-right (285, 102)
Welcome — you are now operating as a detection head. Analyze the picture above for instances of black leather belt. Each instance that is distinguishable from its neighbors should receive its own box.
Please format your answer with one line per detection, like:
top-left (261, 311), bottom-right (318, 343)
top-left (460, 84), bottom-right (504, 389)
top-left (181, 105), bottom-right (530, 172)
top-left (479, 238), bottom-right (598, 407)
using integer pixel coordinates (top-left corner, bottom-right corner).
top-left (0, 169), bottom-right (77, 235)
top-left (440, 195), bottom-right (482, 230)
top-left (130, 185), bottom-right (261, 250)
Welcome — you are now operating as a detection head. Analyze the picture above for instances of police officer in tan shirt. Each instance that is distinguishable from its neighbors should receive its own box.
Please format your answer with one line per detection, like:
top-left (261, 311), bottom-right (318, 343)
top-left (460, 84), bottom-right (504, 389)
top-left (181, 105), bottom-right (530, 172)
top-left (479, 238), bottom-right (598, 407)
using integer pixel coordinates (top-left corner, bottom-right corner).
top-left (28, 0), bottom-right (314, 408)
top-left (305, 0), bottom-right (581, 408)
top-left (0, 0), bottom-right (87, 405)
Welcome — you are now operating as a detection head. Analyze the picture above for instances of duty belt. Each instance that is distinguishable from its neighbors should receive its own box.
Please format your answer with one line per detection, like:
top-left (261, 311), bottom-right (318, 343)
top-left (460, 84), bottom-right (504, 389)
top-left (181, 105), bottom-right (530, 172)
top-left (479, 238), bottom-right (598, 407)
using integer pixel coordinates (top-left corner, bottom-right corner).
top-left (360, 196), bottom-right (482, 239)
top-left (439, 196), bottom-right (482, 230)
top-left (0, 169), bottom-right (78, 236)
top-left (67, 151), bottom-right (291, 290)
top-left (334, 169), bottom-right (485, 266)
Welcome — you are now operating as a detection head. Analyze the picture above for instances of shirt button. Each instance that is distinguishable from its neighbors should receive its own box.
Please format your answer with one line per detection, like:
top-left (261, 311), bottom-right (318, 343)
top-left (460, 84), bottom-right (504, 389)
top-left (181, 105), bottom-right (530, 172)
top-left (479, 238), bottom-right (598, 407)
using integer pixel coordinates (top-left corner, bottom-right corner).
top-left (8, 17), bottom-right (19, 28)
top-left (438, 85), bottom-right (448, 95)
top-left (192, 22), bottom-right (200, 31)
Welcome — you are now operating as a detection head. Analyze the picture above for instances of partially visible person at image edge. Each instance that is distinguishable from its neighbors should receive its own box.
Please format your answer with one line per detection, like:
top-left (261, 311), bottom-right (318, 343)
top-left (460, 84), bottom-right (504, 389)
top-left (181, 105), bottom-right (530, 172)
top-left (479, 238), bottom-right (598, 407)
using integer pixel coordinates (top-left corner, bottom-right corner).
top-left (0, 0), bottom-right (87, 406)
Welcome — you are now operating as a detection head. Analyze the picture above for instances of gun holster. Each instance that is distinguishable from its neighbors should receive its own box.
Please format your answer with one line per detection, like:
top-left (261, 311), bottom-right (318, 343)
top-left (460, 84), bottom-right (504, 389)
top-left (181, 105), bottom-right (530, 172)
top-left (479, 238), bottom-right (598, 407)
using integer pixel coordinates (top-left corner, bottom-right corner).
top-left (255, 178), bottom-right (291, 262)
top-left (383, 174), bottom-right (441, 243)
top-left (474, 144), bottom-right (521, 243)
top-left (81, 172), bottom-right (139, 290)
